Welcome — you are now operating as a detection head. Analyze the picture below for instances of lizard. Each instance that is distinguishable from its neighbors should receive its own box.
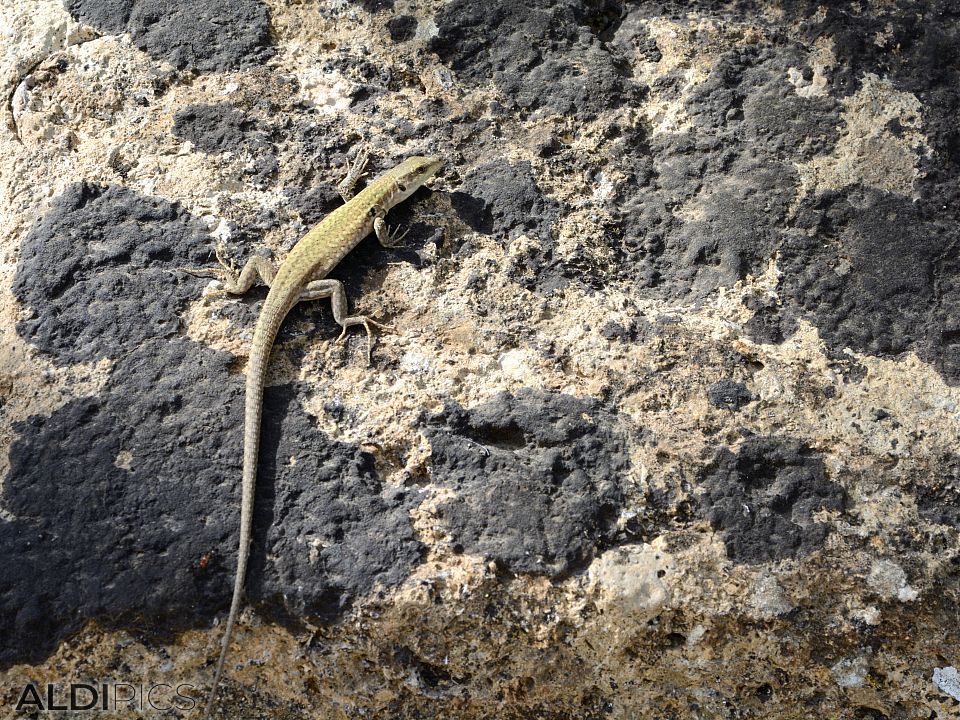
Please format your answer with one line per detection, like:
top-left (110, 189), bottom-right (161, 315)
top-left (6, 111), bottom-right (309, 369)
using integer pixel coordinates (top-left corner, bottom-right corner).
top-left (189, 151), bottom-right (443, 718)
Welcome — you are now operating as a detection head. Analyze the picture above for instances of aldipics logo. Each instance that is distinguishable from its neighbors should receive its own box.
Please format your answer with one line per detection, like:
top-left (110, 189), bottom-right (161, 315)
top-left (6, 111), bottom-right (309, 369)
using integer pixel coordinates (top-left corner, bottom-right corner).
top-left (13, 682), bottom-right (199, 712)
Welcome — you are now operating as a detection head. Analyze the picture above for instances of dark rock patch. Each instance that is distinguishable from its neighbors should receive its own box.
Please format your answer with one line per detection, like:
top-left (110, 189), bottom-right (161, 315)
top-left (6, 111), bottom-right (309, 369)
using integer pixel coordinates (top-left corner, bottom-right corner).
top-left (172, 102), bottom-right (270, 155)
top-left (451, 161), bottom-right (575, 292)
top-left (251, 383), bottom-right (424, 621)
top-left (424, 389), bottom-right (630, 577)
top-left (172, 102), bottom-right (278, 185)
top-left (779, 188), bottom-right (960, 384)
top-left (699, 436), bottom-right (846, 564)
top-left (63, 0), bottom-right (273, 72)
top-left (706, 379), bottom-right (753, 411)
top-left (12, 182), bottom-right (214, 365)
top-left (387, 15), bottom-right (417, 43)
top-left (606, 42), bottom-right (832, 299)
top-left (600, 316), bottom-right (651, 343)
top-left (353, 0), bottom-right (394, 12)
top-left (743, 293), bottom-right (799, 346)
top-left (914, 454), bottom-right (960, 529)
top-left (451, 161), bottom-right (560, 240)
top-left (607, 2), bottom-right (960, 385)
top-left (430, 0), bottom-right (639, 119)
top-left (0, 340), bottom-right (423, 665)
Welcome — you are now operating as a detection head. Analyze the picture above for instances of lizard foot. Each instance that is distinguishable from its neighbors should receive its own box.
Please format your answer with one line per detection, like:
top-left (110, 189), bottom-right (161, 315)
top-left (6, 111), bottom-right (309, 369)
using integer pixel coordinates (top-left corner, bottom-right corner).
top-left (334, 317), bottom-right (394, 364)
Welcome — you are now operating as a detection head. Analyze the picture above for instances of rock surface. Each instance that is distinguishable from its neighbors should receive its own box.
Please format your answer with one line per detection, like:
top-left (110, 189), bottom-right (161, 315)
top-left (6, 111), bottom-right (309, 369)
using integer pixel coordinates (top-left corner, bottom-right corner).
top-left (1, 0), bottom-right (958, 718)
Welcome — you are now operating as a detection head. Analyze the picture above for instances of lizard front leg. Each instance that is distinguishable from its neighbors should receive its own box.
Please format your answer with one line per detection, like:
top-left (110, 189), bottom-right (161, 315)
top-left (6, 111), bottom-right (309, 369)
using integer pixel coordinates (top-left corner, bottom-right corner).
top-left (372, 206), bottom-right (409, 248)
top-left (297, 279), bottom-right (392, 363)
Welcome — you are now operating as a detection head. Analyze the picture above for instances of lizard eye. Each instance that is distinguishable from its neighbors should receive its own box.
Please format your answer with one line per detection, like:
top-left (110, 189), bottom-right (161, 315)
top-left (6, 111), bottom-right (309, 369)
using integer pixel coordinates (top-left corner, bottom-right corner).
top-left (397, 183), bottom-right (407, 192)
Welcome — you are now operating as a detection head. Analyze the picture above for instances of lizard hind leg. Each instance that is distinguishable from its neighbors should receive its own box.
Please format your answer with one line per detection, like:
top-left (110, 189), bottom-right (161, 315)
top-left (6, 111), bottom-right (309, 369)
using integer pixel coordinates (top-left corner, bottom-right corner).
top-left (297, 279), bottom-right (393, 363)
top-left (223, 255), bottom-right (278, 294)
top-left (180, 248), bottom-right (278, 295)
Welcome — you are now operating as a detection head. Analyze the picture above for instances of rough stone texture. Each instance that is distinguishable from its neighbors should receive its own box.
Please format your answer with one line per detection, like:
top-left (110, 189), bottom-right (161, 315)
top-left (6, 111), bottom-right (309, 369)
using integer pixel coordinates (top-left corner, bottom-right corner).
top-left (424, 389), bottom-right (629, 577)
top-left (12, 182), bottom-right (214, 364)
top-left (172, 102), bottom-right (279, 185)
top-left (451, 161), bottom-right (561, 240)
top-left (778, 188), bottom-right (960, 384)
top-left (0, 337), bottom-right (422, 664)
top-left (914, 453), bottom-right (960, 530)
top-left (706, 378), bottom-right (752, 410)
top-left (699, 436), bottom-right (847, 564)
top-left (172, 102), bottom-right (270, 156)
top-left (430, 0), bottom-right (637, 119)
top-left (604, 43), bottom-right (834, 298)
top-left (63, 0), bottom-right (273, 72)
top-left (386, 15), bottom-right (417, 43)
top-left (2, 0), bottom-right (960, 718)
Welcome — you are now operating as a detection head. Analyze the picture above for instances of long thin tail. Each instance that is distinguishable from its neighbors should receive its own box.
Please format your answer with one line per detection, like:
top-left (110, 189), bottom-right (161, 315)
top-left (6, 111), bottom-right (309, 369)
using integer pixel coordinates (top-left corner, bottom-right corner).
top-left (202, 306), bottom-right (281, 718)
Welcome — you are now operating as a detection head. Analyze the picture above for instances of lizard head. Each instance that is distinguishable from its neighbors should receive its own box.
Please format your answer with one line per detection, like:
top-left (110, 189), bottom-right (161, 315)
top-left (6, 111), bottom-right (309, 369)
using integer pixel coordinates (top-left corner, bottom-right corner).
top-left (390, 155), bottom-right (443, 203)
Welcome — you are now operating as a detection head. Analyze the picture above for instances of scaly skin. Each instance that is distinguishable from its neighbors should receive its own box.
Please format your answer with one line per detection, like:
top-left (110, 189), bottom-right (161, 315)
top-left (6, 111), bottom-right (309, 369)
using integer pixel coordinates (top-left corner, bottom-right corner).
top-left (200, 154), bottom-right (442, 718)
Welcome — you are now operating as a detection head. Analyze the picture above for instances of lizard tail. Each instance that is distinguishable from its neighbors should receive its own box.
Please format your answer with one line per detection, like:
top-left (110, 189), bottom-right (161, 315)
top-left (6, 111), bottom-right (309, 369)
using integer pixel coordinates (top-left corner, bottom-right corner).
top-left (202, 305), bottom-right (282, 719)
